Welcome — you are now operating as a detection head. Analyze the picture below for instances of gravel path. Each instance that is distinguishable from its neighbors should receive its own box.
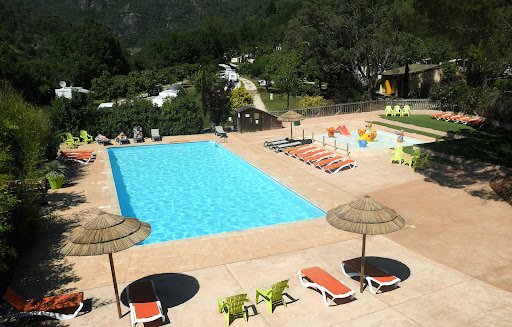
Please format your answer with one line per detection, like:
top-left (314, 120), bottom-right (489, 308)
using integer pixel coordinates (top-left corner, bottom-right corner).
top-left (239, 76), bottom-right (267, 111)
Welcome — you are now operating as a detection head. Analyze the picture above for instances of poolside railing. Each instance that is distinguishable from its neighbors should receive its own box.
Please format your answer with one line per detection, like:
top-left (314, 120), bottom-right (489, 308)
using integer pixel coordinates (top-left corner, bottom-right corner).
top-left (272, 99), bottom-right (439, 118)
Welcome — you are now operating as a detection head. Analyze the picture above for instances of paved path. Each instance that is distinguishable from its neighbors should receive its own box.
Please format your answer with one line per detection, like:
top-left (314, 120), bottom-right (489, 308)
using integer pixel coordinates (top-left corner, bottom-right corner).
top-left (239, 76), bottom-right (267, 111)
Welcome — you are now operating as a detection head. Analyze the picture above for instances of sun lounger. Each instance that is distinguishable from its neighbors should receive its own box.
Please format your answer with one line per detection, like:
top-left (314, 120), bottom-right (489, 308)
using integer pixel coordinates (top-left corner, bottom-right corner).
top-left (313, 156), bottom-right (345, 168)
top-left (215, 126), bottom-right (227, 138)
top-left (446, 115), bottom-right (467, 122)
top-left (127, 280), bottom-right (164, 327)
top-left (298, 267), bottom-right (355, 306)
top-left (303, 152), bottom-right (334, 164)
top-left (267, 139), bottom-right (290, 148)
top-left (115, 133), bottom-right (129, 144)
top-left (3, 287), bottom-right (84, 321)
top-left (151, 129), bottom-right (161, 141)
top-left (297, 149), bottom-right (326, 160)
top-left (430, 112), bottom-right (448, 118)
top-left (322, 160), bottom-right (356, 173)
top-left (264, 138), bottom-right (289, 147)
top-left (282, 144), bottom-right (313, 153)
top-left (60, 152), bottom-right (94, 164)
top-left (341, 258), bottom-right (401, 294)
top-left (288, 146), bottom-right (318, 158)
top-left (273, 141), bottom-right (303, 152)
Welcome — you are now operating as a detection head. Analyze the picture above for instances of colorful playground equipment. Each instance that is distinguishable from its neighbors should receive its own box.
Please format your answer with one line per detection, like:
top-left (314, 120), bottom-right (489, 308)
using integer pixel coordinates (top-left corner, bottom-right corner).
top-left (395, 130), bottom-right (404, 143)
top-left (357, 123), bottom-right (377, 142)
top-left (326, 127), bottom-right (336, 138)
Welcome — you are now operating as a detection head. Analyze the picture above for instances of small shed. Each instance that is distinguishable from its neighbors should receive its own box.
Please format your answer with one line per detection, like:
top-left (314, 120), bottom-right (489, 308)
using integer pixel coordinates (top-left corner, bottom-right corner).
top-left (236, 105), bottom-right (282, 133)
top-left (380, 64), bottom-right (441, 98)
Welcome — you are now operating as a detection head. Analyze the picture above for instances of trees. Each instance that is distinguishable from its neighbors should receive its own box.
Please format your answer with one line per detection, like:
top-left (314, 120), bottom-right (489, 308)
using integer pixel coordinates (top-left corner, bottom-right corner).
top-left (229, 86), bottom-right (253, 112)
top-left (51, 18), bottom-right (130, 89)
top-left (271, 52), bottom-right (303, 109)
top-left (285, 0), bottom-right (428, 100)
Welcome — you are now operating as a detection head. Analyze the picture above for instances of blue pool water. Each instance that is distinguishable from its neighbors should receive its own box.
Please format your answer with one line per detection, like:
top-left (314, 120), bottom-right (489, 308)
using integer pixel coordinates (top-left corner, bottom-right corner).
top-left (317, 130), bottom-right (425, 149)
top-left (108, 142), bottom-right (325, 244)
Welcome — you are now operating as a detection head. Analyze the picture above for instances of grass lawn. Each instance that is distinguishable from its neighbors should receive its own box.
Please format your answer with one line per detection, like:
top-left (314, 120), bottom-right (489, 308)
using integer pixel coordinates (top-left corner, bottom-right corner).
top-left (380, 115), bottom-right (512, 167)
top-left (242, 75), bottom-right (302, 112)
top-left (380, 115), bottom-right (477, 133)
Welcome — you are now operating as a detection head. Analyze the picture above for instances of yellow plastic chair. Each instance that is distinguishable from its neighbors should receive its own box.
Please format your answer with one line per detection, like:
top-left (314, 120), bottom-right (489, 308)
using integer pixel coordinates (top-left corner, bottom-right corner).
top-left (218, 293), bottom-right (249, 326)
top-left (385, 105), bottom-right (393, 116)
top-left (393, 105), bottom-right (401, 117)
top-left (80, 130), bottom-right (93, 144)
top-left (403, 149), bottom-right (421, 166)
top-left (62, 133), bottom-right (79, 149)
top-left (412, 153), bottom-right (429, 172)
top-left (390, 146), bottom-right (404, 164)
top-left (401, 105), bottom-right (411, 116)
top-left (256, 279), bottom-right (289, 314)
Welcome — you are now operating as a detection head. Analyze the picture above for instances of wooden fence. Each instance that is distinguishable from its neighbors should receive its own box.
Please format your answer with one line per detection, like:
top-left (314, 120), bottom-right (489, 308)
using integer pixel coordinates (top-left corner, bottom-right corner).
top-left (272, 99), bottom-right (439, 118)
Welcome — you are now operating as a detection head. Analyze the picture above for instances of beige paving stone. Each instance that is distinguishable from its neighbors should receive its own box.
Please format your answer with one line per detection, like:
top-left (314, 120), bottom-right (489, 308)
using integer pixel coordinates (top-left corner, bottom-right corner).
top-left (339, 308), bottom-right (421, 327)
top-left (7, 110), bottom-right (512, 327)
top-left (393, 279), bottom-right (512, 326)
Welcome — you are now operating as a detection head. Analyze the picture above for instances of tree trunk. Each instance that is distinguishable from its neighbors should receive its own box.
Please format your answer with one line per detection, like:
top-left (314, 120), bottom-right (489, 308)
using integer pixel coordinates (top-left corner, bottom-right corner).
top-left (287, 92), bottom-right (290, 109)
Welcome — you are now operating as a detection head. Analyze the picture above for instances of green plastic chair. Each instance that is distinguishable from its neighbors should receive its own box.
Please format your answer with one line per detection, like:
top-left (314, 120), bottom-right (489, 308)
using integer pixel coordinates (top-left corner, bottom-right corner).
top-left (218, 293), bottom-right (249, 326)
top-left (80, 130), bottom-right (93, 144)
top-left (385, 105), bottom-right (393, 116)
top-left (412, 153), bottom-right (429, 172)
top-left (390, 146), bottom-right (404, 164)
top-left (403, 149), bottom-right (421, 166)
top-left (393, 105), bottom-right (401, 117)
top-left (62, 133), bottom-right (79, 149)
top-left (401, 105), bottom-right (411, 116)
top-left (256, 279), bottom-right (289, 314)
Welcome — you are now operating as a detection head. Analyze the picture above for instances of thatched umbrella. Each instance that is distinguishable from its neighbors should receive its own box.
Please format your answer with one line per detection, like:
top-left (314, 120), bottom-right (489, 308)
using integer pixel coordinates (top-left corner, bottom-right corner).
top-left (326, 195), bottom-right (405, 293)
top-left (61, 211), bottom-right (151, 318)
top-left (277, 110), bottom-right (305, 139)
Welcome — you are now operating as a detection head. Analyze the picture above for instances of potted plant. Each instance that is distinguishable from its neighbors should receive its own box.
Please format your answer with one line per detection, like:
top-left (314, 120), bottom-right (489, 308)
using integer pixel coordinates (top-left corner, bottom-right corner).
top-left (44, 160), bottom-right (67, 190)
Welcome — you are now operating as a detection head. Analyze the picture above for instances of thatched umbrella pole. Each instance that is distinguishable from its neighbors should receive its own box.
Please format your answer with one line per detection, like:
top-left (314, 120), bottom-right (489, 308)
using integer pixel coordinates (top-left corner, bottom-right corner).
top-left (109, 253), bottom-right (122, 318)
top-left (360, 234), bottom-right (366, 293)
top-left (277, 110), bottom-right (305, 140)
top-left (61, 212), bottom-right (151, 319)
top-left (326, 196), bottom-right (405, 293)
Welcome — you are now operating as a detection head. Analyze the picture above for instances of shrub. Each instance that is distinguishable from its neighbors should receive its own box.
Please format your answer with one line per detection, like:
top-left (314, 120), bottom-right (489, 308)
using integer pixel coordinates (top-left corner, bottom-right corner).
top-left (299, 95), bottom-right (334, 108)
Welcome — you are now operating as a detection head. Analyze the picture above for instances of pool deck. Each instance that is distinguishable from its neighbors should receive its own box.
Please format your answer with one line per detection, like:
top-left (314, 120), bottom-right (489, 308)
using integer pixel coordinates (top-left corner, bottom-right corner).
top-left (8, 110), bottom-right (512, 326)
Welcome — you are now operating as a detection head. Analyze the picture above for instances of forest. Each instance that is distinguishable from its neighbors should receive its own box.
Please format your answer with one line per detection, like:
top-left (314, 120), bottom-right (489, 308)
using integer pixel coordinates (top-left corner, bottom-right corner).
top-left (0, 0), bottom-right (511, 286)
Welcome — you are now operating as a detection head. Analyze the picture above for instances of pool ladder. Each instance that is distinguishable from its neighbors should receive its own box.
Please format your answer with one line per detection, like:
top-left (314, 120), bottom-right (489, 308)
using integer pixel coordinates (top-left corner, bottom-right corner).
top-left (215, 135), bottom-right (227, 146)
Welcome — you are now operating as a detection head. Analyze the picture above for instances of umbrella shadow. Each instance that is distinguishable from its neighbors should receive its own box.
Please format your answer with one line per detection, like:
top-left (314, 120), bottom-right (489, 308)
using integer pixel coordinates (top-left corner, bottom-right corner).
top-left (343, 256), bottom-right (411, 294)
top-left (120, 273), bottom-right (200, 325)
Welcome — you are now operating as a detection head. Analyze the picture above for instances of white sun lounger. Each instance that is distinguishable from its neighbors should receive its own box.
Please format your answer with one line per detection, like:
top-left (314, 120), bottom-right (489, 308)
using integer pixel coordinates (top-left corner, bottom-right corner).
top-left (341, 258), bottom-right (401, 294)
top-left (322, 159), bottom-right (356, 173)
top-left (298, 267), bottom-right (355, 306)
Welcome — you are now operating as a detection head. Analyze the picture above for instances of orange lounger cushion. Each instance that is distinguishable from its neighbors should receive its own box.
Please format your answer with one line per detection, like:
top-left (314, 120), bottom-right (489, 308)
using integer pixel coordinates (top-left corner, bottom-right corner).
top-left (26, 293), bottom-right (84, 312)
top-left (289, 147), bottom-right (317, 156)
top-left (314, 156), bottom-right (344, 167)
top-left (283, 144), bottom-right (310, 153)
top-left (301, 267), bottom-right (352, 295)
top-left (304, 152), bottom-right (333, 163)
top-left (132, 302), bottom-right (161, 320)
top-left (297, 149), bottom-right (324, 159)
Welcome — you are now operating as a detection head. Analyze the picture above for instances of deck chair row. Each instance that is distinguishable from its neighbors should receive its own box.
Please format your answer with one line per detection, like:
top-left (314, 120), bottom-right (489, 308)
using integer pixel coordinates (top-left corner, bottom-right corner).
top-left (429, 112), bottom-right (490, 127)
top-left (283, 143), bottom-right (356, 174)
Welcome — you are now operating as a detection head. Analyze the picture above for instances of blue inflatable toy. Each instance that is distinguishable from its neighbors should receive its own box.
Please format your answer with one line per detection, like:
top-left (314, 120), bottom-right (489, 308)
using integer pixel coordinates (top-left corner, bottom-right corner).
top-left (358, 139), bottom-right (368, 148)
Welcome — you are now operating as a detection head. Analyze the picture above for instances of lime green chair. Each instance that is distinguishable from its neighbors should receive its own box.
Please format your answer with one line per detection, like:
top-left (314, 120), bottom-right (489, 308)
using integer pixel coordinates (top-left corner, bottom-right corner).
top-left (412, 153), bottom-right (429, 172)
top-left (218, 293), bottom-right (249, 326)
top-left (393, 105), bottom-right (401, 116)
top-left (62, 133), bottom-right (78, 149)
top-left (80, 130), bottom-right (93, 144)
top-left (390, 146), bottom-right (404, 164)
top-left (403, 149), bottom-right (421, 166)
top-left (401, 105), bottom-right (411, 116)
top-left (385, 105), bottom-right (393, 116)
top-left (256, 279), bottom-right (289, 314)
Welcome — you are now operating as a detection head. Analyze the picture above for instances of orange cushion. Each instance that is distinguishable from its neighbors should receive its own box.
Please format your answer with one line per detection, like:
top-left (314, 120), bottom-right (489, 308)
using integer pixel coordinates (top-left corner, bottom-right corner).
top-left (302, 267), bottom-right (352, 295)
top-left (26, 292), bottom-right (83, 312)
top-left (132, 302), bottom-right (160, 320)
top-left (373, 276), bottom-right (398, 283)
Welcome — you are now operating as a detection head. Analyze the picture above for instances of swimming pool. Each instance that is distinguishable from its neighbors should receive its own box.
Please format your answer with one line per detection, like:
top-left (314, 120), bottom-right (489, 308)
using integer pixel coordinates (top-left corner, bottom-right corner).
top-left (316, 130), bottom-right (425, 149)
top-left (108, 142), bottom-right (325, 244)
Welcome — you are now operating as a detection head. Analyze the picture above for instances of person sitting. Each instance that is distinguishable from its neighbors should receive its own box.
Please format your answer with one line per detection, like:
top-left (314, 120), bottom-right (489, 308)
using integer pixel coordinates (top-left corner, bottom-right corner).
top-left (115, 132), bottom-right (128, 144)
top-left (133, 126), bottom-right (143, 142)
top-left (95, 134), bottom-right (111, 145)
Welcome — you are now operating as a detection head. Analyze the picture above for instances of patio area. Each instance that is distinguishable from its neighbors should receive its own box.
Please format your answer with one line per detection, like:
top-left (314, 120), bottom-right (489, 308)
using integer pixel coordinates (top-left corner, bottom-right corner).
top-left (7, 110), bottom-right (512, 326)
